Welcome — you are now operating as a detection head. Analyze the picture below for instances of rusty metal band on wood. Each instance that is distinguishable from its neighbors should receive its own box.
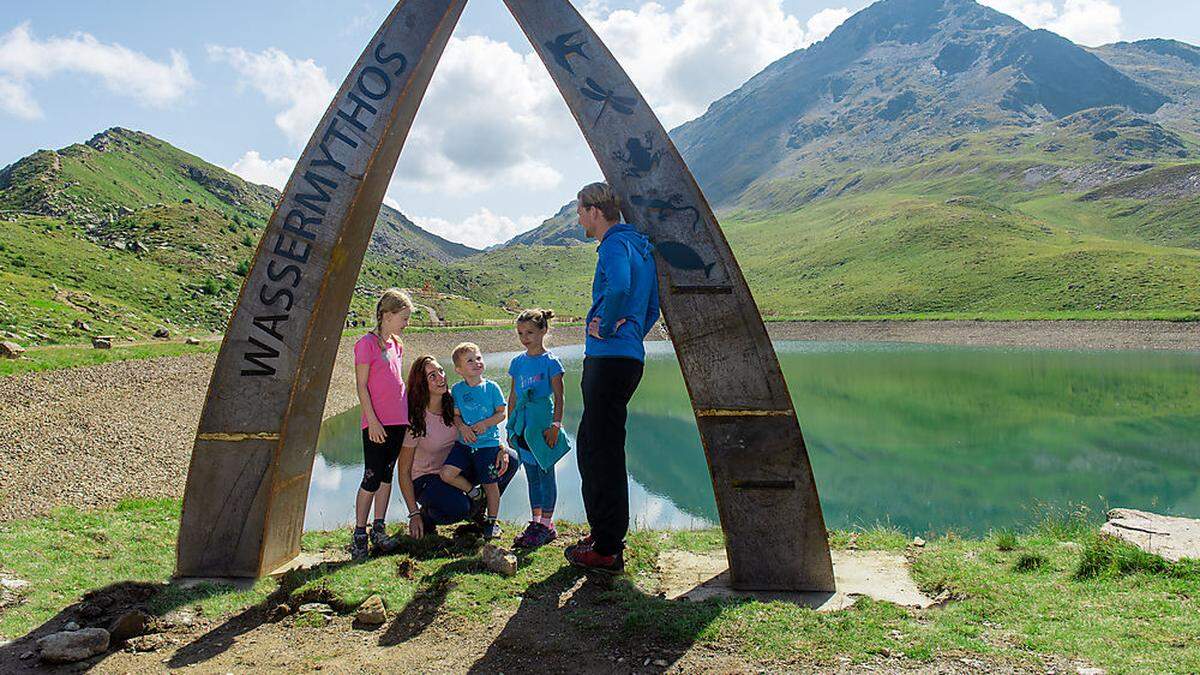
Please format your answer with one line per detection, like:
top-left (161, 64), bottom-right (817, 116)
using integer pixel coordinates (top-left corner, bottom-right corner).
top-left (177, 0), bottom-right (834, 590)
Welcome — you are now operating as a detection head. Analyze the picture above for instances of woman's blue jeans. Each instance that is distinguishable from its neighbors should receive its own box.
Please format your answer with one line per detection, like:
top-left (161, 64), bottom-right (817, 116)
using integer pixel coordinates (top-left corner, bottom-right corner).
top-left (412, 446), bottom-right (518, 525)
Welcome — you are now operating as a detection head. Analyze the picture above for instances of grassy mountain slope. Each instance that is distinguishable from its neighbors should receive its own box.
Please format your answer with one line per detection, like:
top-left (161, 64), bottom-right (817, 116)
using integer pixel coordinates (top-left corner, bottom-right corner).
top-left (0, 129), bottom-right (504, 344)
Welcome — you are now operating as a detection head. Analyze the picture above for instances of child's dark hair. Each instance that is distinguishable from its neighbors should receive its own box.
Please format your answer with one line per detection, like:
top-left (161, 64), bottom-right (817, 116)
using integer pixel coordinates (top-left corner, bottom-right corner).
top-left (516, 308), bottom-right (554, 331)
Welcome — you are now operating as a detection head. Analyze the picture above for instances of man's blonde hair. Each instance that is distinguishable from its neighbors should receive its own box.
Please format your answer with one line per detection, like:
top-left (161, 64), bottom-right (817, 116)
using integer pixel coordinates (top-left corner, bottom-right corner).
top-left (577, 182), bottom-right (622, 222)
top-left (451, 341), bottom-right (481, 366)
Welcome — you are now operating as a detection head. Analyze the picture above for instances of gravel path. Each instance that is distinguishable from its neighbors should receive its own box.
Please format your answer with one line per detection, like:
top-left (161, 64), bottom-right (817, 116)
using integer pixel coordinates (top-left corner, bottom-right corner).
top-left (1, 321), bottom-right (1195, 522)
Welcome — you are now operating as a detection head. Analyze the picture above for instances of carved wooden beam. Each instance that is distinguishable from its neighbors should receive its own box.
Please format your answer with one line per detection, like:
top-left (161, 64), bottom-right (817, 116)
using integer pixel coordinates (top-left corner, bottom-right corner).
top-left (504, 0), bottom-right (834, 590)
top-left (176, 0), bottom-right (467, 578)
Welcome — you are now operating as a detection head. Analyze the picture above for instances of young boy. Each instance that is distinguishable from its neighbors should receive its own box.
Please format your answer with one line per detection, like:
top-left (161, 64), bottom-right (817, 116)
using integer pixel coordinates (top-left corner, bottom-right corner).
top-left (440, 342), bottom-right (508, 539)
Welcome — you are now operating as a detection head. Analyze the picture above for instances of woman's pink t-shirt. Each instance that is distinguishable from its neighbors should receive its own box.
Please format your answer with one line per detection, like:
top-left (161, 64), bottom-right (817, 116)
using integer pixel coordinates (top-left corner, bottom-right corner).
top-left (403, 410), bottom-right (457, 479)
top-left (354, 333), bottom-right (408, 429)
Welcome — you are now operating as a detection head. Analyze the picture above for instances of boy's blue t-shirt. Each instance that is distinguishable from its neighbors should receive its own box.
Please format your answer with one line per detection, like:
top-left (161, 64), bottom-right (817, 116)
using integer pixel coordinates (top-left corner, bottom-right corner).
top-left (508, 351), bottom-right (565, 401)
top-left (451, 378), bottom-right (506, 449)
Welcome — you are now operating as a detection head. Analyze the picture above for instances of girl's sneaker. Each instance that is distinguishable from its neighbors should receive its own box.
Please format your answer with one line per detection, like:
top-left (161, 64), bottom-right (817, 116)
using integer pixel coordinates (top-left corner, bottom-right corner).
top-left (513, 521), bottom-right (540, 548)
top-left (533, 524), bottom-right (558, 547)
top-left (370, 522), bottom-right (389, 552)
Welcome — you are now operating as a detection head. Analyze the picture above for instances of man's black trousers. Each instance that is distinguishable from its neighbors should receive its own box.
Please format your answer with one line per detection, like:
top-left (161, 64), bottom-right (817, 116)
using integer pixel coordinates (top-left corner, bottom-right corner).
top-left (576, 356), bottom-right (644, 556)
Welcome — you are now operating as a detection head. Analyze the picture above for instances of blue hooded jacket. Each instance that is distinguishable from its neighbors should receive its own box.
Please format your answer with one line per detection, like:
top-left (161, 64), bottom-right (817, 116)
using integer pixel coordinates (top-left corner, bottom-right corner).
top-left (585, 223), bottom-right (660, 361)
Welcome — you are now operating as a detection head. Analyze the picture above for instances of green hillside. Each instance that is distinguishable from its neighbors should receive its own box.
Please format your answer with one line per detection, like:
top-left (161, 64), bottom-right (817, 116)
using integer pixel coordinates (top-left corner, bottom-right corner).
top-left (0, 128), bottom-right (507, 345)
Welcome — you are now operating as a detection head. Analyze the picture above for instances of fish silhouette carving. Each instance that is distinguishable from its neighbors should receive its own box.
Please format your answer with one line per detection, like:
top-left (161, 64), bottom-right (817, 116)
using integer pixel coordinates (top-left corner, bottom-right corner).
top-left (655, 241), bottom-right (716, 278)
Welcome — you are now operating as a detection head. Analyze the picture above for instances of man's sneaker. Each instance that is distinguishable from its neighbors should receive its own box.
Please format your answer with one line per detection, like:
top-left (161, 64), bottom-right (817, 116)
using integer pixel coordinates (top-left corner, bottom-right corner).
top-left (370, 522), bottom-right (389, 552)
top-left (349, 530), bottom-right (369, 561)
top-left (482, 519), bottom-right (502, 541)
top-left (513, 521), bottom-right (541, 548)
top-left (565, 540), bottom-right (623, 574)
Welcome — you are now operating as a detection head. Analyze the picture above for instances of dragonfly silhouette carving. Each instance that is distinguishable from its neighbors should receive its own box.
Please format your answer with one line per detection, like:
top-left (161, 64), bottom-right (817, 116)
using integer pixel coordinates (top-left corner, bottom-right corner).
top-left (581, 78), bottom-right (636, 127)
top-left (545, 30), bottom-right (589, 75)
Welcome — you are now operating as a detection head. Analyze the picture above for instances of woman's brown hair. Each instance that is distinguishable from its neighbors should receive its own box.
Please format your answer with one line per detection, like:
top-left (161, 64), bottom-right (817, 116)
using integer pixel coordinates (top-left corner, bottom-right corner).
top-left (406, 354), bottom-right (455, 438)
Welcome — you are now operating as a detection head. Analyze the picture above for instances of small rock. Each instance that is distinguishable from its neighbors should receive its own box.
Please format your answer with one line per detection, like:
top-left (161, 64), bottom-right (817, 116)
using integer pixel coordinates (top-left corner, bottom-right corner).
top-left (20, 650), bottom-right (35, 660)
top-left (0, 341), bottom-right (24, 359)
top-left (63, 621), bottom-right (81, 631)
top-left (161, 608), bottom-right (196, 628)
top-left (912, 537), bottom-right (926, 547)
top-left (1, 576), bottom-right (30, 593)
top-left (109, 609), bottom-right (152, 642)
top-left (298, 602), bottom-right (334, 615)
top-left (481, 544), bottom-right (518, 577)
top-left (355, 594), bottom-right (387, 625)
top-left (1077, 668), bottom-right (1106, 675)
top-left (37, 628), bottom-right (109, 664)
top-left (266, 603), bottom-right (291, 623)
top-left (153, 327), bottom-right (170, 339)
top-left (185, 337), bottom-right (201, 345)
top-left (72, 319), bottom-right (91, 332)
top-left (125, 633), bottom-right (167, 653)
top-left (91, 337), bottom-right (112, 350)
top-left (653, 658), bottom-right (669, 666)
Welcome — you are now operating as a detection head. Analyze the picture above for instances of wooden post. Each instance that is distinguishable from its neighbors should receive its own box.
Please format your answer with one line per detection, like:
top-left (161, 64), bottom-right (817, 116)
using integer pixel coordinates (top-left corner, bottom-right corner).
top-left (176, 0), bottom-right (467, 578)
top-left (504, 0), bottom-right (835, 590)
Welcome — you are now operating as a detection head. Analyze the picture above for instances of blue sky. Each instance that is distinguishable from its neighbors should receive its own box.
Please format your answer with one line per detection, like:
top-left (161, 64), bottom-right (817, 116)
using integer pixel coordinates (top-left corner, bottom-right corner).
top-left (1, 0), bottom-right (1197, 246)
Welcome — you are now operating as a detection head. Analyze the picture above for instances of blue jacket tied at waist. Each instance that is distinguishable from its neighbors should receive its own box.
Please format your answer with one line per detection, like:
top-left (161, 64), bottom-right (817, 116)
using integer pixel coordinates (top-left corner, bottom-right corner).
top-left (507, 389), bottom-right (571, 471)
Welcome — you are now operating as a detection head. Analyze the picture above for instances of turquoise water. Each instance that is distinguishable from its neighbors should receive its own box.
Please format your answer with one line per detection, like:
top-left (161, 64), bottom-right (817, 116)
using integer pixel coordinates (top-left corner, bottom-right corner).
top-left (305, 341), bottom-right (1200, 535)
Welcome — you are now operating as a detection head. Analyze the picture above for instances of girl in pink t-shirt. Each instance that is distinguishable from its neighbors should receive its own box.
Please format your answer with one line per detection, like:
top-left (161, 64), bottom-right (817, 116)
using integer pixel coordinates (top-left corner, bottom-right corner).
top-left (349, 288), bottom-right (413, 560)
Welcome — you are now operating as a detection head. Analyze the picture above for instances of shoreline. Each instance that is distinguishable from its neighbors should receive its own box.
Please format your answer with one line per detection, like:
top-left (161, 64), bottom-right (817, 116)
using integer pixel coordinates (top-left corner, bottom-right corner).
top-left (0, 319), bottom-right (1196, 523)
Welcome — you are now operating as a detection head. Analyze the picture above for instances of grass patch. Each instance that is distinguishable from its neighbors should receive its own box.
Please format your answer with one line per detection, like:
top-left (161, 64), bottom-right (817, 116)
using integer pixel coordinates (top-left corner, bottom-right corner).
top-left (1, 500), bottom-right (1199, 672)
top-left (0, 340), bottom-right (220, 377)
top-left (992, 530), bottom-right (1019, 552)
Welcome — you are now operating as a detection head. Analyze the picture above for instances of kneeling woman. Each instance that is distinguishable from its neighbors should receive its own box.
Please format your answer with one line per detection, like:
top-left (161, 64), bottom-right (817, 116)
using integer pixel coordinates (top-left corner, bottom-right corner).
top-left (397, 355), bottom-right (518, 538)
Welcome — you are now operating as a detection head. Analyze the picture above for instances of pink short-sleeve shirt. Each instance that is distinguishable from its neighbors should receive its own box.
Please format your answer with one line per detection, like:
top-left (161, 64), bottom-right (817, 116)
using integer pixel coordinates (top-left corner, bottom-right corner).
top-left (354, 333), bottom-right (408, 429)
top-left (403, 410), bottom-right (458, 480)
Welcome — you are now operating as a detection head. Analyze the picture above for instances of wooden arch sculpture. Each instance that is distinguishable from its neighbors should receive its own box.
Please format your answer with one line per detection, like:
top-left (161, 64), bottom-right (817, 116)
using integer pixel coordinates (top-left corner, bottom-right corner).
top-left (177, 0), bottom-right (835, 591)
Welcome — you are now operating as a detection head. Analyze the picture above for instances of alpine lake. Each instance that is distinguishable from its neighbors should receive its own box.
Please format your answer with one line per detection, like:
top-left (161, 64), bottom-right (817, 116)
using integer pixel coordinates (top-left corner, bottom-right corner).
top-left (305, 341), bottom-right (1200, 536)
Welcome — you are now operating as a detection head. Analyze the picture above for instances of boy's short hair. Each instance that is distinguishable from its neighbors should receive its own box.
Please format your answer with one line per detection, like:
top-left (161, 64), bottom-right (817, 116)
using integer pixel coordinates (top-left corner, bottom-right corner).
top-left (451, 342), bottom-right (481, 366)
top-left (577, 182), bottom-right (622, 222)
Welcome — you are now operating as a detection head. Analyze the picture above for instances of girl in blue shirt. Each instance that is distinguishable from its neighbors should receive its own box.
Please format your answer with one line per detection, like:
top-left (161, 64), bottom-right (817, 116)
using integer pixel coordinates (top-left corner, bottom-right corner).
top-left (507, 309), bottom-right (566, 548)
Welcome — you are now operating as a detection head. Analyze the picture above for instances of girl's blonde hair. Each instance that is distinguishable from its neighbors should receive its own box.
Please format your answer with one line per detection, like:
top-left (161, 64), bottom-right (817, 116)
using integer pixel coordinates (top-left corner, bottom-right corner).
top-left (516, 308), bottom-right (555, 331)
top-left (375, 288), bottom-right (414, 345)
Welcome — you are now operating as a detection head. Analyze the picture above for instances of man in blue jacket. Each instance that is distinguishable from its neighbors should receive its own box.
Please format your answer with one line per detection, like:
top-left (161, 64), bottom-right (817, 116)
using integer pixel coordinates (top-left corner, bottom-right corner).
top-left (565, 182), bottom-right (660, 574)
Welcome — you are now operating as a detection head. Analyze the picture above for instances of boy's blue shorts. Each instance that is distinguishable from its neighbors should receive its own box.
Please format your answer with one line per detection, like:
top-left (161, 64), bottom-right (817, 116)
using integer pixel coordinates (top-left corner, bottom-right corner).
top-left (444, 441), bottom-right (503, 485)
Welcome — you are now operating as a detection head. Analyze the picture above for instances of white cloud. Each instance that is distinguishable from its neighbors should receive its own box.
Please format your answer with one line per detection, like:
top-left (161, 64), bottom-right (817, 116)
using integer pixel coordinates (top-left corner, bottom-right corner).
top-left (393, 35), bottom-right (575, 196)
top-left (582, 1), bottom-right (853, 126)
top-left (208, 45), bottom-right (335, 147)
top-left (410, 208), bottom-right (544, 248)
top-left (228, 150), bottom-right (296, 190)
top-left (979, 0), bottom-right (1122, 46)
top-left (0, 22), bottom-right (194, 120)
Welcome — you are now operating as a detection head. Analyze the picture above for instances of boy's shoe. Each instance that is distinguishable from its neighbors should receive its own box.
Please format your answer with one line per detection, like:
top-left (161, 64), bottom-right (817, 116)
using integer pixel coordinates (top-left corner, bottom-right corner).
top-left (349, 530), bottom-right (369, 561)
top-left (467, 489), bottom-right (487, 525)
top-left (513, 521), bottom-right (541, 548)
top-left (482, 519), bottom-right (502, 541)
top-left (565, 540), bottom-right (623, 574)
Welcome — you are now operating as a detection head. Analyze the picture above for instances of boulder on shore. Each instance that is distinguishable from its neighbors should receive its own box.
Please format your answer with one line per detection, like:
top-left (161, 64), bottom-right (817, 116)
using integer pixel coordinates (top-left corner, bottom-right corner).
top-left (355, 594), bottom-right (387, 625)
top-left (91, 337), bottom-right (113, 350)
top-left (37, 627), bottom-right (109, 663)
top-left (153, 328), bottom-right (170, 339)
top-left (0, 341), bottom-right (24, 359)
top-left (1101, 508), bottom-right (1200, 562)
top-left (482, 544), bottom-right (518, 577)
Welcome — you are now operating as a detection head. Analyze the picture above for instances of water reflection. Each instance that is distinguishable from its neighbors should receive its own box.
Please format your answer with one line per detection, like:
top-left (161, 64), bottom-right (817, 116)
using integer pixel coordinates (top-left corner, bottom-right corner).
top-left (308, 341), bottom-right (1200, 535)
